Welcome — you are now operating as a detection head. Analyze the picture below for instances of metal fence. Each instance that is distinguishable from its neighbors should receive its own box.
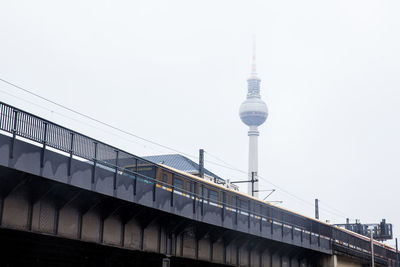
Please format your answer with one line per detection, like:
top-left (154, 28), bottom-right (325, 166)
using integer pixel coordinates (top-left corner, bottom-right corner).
top-left (0, 101), bottom-right (396, 262)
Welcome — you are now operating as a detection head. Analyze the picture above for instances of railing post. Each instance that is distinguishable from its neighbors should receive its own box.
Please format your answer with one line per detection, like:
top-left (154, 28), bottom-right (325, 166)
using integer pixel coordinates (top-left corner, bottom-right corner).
top-left (310, 221), bottom-right (313, 245)
top-left (114, 150), bottom-right (119, 191)
top-left (347, 234), bottom-right (350, 248)
top-left (300, 229), bottom-right (303, 243)
top-left (259, 204), bottom-right (263, 232)
top-left (221, 191), bottom-right (225, 222)
top-left (192, 182), bottom-right (196, 214)
top-left (200, 184), bottom-right (204, 216)
top-left (134, 158), bottom-right (138, 196)
top-left (68, 133), bottom-right (74, 176)
top-left (271, 219), bottom-right (274, 235)
top-left (0, 103), bottom-right (3, 130)
top-left (92, 142), bottom-right (98, 184)
top-left (318, 224), bottom-right (321, 247)
top-left (248, 200), bottom-right (251, 229)
top-left (171, 174), bottom-right (174, 207)
top-left (40, 122), bottom-right (47, 168)
top-left (259, 204), bottom-right (262, 233)
top-left (235, 196), bottom-right (238, 225)
top-left (9, 110), bottom-right (18, 159)
top-left (291, 225), bottom-right (294, 240)
top-left (152, 179), bottom-right (156, 202)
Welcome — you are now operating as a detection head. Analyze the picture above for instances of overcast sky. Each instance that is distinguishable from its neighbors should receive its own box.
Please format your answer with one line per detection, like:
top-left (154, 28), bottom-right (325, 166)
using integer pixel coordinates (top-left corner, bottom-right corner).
top-left (1, 0), bottom-right (399, 246)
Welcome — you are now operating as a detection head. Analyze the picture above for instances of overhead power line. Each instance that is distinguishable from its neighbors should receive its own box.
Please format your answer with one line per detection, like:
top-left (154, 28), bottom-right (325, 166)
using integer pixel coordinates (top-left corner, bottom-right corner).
top-left (0, 88), bottom-right (171, 154)
top-left (0, 77), bottom-right (349, 220)
top-left (0, 78), bottom-right (199, 160)
top-left (199, 151), bottom-right (349, 219)
top-left (318, 199), bottom-right (350, 219)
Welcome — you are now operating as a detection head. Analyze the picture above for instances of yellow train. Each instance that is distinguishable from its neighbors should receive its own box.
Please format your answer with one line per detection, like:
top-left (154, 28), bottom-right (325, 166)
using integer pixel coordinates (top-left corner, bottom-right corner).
top-left (121, 160), bottom-right (396, 258)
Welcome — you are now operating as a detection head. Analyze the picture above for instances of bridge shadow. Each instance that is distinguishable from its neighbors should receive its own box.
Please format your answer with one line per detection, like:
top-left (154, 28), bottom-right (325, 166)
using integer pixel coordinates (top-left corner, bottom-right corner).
top-left (0, 228), bottom-right (227, 267)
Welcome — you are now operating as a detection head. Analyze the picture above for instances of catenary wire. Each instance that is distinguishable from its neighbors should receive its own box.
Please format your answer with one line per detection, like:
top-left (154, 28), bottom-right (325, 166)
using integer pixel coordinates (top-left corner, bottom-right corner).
top-left (205, 150), bottom-right (349, 219)
top-left (0, 77), bottom-right (349, 221)
top-left (0, 78), bottom-right (199, 160)
top-left (0, 88), bottom-right (167, 154)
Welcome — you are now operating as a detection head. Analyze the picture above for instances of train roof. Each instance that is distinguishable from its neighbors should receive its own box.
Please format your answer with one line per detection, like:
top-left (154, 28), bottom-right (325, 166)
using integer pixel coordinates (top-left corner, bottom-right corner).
top-left (143, 154), bottom-right (225, 183)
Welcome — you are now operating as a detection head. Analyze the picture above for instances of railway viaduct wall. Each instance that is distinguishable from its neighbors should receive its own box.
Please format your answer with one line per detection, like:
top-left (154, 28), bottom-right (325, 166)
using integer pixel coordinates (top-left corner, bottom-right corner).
top-left (0, 165), bottom-right (379, 267)
top-left (0, 102), bottom-right (396, 267)
top-left (0, 163), bottom-right (324, 267)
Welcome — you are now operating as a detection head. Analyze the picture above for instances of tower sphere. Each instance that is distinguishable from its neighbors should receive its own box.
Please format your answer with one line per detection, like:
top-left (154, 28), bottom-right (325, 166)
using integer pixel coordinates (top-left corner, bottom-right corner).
top-left (239, 97), bottom-right (268, 126)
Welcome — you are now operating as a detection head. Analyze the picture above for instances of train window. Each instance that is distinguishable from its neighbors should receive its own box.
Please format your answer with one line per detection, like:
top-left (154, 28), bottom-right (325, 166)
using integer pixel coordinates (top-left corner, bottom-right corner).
top-left (225, 194), bottom-right (231, 206)
top-left (231, 196), bottom-right (237, 207)
top-left (186, 182), bottom-right (193, 192)
top-left (261, 206), bottom-right (271, 218)
top-left (173, 178), bottom-right (183, 189)
top-left (208, 189), bottom-right (219, 202)
top-left (162, 174), bottom-right (168, 183)
top-left (203, 187), bottom-right (208, 198)
top-left (239, 199), bottom-right (248, 210)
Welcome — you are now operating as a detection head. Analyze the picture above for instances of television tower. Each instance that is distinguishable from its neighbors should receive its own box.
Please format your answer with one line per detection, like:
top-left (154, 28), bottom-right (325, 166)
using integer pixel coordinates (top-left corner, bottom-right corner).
top-left (239, 38), bottom-right (268, 197)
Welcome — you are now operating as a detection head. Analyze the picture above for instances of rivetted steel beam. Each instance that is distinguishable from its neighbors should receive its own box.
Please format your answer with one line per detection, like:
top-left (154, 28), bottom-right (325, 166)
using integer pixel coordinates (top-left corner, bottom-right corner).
top-left (9, 110), bottom-right (17, 159)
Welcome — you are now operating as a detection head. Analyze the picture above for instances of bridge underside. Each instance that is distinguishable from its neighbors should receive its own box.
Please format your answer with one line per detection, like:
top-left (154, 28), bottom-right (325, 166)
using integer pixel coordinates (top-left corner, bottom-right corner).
top-left (0, 132), bottom-right (394, 267)
top-left (0, 165), bottom-right (325, 267)
top-left (1, 227), bottom-right (165, 267)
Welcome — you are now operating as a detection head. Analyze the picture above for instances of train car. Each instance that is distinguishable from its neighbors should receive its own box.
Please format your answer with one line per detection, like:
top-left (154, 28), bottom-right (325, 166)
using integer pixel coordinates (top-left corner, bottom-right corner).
top-left (120, 159), bottom-right (396, 258)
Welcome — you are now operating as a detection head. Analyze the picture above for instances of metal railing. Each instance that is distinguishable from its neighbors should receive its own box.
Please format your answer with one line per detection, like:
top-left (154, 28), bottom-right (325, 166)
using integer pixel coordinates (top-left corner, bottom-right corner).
top-left (0, 101), bottom-right (396, 262)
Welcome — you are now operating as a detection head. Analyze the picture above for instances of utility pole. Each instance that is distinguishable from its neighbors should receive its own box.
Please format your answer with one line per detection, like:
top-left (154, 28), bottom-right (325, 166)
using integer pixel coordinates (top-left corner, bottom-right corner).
top-left (396, 238), bottom-right (399, 267)
top-left (370, 230), bottom-right (375, 267)
top-left (315, 199), bottom-right (319, 219)
top-left (199, 149), bottom-right (204, 178)
top-left (251, 172), bottom-right (255, 197)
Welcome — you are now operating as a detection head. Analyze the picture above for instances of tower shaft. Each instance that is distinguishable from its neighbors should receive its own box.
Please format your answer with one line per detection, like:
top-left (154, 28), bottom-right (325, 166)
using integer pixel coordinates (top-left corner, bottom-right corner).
top-left (248, 126), bottom-right (259, 197)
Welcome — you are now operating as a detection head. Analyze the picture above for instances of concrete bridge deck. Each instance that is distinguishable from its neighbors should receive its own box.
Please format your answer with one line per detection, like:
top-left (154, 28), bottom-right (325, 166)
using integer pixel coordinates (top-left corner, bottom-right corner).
top-left (0, 101), bottom-right (397, 266)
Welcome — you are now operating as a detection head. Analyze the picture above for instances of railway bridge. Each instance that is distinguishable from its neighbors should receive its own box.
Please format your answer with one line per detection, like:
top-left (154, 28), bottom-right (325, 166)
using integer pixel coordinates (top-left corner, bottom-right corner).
top-left (0, 102), bottom-right (397, 267)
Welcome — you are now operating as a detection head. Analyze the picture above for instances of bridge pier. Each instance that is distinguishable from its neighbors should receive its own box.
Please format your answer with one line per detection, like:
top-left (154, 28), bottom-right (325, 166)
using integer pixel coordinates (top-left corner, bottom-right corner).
top-left (319, 255), bottom-right (365, 267)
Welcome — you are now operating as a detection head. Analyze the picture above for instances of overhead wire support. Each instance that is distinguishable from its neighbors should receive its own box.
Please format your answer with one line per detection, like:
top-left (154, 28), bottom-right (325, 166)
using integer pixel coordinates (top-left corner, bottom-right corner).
top-left (231, 172), bottom-right (258, 197)
top-left (258, 189), bottom-right (275, 200)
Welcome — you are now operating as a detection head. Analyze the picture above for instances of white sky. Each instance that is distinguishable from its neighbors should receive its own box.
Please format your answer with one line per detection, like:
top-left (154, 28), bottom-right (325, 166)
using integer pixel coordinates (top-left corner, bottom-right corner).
top-left (0, 0), bottom-right (399, 246)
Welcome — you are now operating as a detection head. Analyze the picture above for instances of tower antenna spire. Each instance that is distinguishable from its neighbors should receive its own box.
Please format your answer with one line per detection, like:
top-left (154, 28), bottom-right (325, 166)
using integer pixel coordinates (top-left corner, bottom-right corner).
top-left (251, 35), bottom-right (257, 75)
